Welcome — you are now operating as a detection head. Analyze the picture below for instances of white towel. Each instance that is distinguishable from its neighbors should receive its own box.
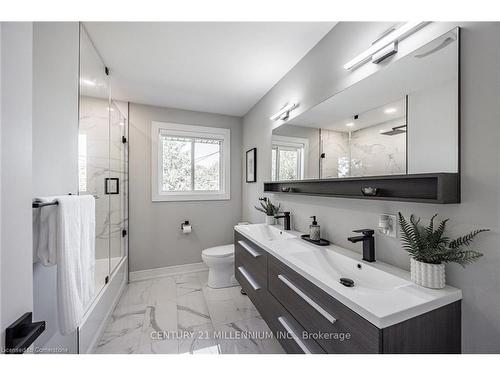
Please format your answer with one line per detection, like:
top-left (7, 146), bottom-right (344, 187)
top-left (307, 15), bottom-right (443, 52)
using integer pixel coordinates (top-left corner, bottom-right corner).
top-left (56, 195), bottom-right (96, 335)
top-left (33, 197), bottom-right (59, 266)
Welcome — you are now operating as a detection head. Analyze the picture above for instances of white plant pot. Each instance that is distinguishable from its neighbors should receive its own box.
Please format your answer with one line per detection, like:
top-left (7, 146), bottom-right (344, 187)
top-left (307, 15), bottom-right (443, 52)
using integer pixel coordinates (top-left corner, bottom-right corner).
top-left (410, 258), bottom-right (446, 289)
top-left (265, 215), bottom-right (276, 225)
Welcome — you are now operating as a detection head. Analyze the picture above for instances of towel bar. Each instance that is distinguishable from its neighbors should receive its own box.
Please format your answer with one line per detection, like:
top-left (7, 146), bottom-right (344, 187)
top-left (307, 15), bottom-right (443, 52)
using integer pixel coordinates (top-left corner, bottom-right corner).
top-left (5, 312), bottom-right (45, 354)
top-left (32, 194), bottom-right (100, 208)
top-left (32, 201), bottom-right (59, 208)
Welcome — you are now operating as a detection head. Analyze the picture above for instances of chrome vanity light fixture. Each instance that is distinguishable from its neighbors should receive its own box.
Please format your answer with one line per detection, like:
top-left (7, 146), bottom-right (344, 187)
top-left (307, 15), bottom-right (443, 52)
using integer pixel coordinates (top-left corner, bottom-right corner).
top-left (343, 22), bottom-right (428, 70)
top-left (270, 102), bottom-right (298, 121)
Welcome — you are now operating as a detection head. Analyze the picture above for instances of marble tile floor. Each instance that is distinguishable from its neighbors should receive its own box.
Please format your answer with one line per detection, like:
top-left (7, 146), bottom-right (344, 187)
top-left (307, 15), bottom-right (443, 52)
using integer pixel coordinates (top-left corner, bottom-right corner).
top-left (94, 271), bottom-right (285, 354)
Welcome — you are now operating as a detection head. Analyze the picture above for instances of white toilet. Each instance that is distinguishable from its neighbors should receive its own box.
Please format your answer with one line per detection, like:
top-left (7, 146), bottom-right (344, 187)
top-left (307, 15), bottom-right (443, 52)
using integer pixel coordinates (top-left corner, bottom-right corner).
top-left (201, 244), bottom-right (238, 288)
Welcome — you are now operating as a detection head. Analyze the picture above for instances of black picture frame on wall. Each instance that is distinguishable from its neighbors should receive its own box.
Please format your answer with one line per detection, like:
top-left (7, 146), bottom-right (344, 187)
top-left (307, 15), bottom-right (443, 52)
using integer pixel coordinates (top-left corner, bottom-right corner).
top-left (246, 148), bottom-right (257, 183)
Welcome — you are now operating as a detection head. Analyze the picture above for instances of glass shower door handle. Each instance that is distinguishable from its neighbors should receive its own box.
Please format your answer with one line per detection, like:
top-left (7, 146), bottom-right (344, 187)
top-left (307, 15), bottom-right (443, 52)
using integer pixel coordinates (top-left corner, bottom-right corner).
top-left (105, 177), bottom-right (119, 194)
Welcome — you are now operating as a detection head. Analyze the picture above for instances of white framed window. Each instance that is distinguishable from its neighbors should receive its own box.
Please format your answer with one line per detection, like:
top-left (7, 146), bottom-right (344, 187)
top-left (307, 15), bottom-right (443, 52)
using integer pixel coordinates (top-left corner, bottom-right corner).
top-left (271, 135), bottom-right (308, 181)
top-left (152, 122), bottom-right (230, 201)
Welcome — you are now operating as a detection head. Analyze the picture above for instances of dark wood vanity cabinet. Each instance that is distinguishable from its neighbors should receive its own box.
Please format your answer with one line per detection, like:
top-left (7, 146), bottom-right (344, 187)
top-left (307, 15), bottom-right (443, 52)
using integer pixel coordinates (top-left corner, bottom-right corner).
top-left (268, 256), bottom-right (379, 353)
top-left (235, 232), bottom-right (325, 353)
top-left (234, 231), bottom-right (462, 354)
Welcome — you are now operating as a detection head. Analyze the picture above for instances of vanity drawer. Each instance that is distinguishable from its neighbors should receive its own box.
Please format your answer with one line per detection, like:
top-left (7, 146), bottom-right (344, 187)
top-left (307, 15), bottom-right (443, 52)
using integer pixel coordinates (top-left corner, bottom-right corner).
top-left (234, 232), bottom-right (268, 289)
top-left (236, 262), bottom-right (324, 354)
top-left (268, 256), bottom-right (380, 353)
top-left (263, 293), bottom-right (326, 354)
top-left (235, 262), bottom-right (268, 313)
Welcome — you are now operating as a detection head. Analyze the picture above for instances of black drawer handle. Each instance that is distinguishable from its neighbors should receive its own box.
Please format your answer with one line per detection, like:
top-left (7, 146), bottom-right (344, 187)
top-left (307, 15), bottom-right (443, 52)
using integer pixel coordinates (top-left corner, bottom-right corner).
top-left (238, 266), bottom-right (261, 291)
top-left (278, 274), bottom-right (337, 324)
top-left (238, 240), bottom-right (261, 258)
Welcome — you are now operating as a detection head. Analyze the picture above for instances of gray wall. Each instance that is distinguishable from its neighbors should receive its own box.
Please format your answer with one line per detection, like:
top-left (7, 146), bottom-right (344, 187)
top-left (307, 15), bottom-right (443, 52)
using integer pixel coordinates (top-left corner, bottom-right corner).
top-left (129, 103), bottom-right (242, 272)
top-left (242, 22), bottom-right (500, 353)
top-left (0, 22), bottom-right (34, 350)
top-left (33, 22), bottom-right (79, 197)
top-left (31, 22), bottom-right (80, 353)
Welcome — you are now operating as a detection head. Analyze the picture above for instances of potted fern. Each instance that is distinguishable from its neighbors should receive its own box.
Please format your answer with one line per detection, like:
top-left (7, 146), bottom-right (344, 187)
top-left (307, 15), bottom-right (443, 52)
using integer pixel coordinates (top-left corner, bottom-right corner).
top-left (255, 197), bottom-right (280, 225)
top-left (398, 213), bottom-right (488, 289)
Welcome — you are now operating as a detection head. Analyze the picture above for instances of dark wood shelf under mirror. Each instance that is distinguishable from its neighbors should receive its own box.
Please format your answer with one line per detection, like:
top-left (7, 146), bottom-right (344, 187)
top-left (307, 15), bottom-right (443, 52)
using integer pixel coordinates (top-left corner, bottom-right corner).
top-left (264, 173), bottom-right (460, 204)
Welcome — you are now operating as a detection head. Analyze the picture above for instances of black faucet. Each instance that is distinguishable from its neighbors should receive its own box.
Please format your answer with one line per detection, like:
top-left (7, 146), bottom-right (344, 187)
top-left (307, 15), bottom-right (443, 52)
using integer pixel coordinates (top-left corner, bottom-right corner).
top-left (274, 212), bottom-right (291, 230)
top-left (348, 229), bottom-right (375, 262)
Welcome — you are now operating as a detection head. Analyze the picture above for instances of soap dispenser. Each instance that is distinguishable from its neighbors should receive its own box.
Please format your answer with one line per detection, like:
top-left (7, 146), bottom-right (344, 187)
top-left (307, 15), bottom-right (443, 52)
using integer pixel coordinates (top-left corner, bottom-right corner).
top-left (309, 216), bottom-right (320, 241)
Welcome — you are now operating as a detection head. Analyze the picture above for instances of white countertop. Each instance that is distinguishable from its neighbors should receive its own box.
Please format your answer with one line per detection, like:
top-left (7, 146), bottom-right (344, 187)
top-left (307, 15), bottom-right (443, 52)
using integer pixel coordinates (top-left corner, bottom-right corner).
top-left (235, 224), bottom-right (462, 329)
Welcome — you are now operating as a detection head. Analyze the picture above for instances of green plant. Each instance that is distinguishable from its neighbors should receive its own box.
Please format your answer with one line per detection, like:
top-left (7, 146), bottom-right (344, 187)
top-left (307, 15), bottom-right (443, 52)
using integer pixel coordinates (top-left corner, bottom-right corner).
top-left (255, 197), bottom-right (280, 216)
top-left (398, 212), bottom-right (489, 267)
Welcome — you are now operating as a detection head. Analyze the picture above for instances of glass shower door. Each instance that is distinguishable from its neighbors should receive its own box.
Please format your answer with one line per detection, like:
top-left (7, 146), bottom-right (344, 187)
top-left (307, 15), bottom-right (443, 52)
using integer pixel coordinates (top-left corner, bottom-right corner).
top-left (79, 25), bottom-right (128, 304)
top-left (78, 25), bottom-right (111, 297)
top-left (108, 100), bottom-right (128, 275)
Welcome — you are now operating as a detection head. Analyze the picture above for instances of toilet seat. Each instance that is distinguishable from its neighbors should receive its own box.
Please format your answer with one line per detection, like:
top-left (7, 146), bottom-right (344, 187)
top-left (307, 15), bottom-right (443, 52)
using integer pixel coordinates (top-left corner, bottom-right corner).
top-left (202, 244), bottom-right (234, 258)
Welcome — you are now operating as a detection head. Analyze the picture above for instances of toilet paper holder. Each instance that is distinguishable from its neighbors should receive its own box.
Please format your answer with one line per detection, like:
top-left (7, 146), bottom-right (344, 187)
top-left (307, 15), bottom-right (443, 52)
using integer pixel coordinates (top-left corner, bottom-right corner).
top-left (181, 220), bottom-right (191, 233)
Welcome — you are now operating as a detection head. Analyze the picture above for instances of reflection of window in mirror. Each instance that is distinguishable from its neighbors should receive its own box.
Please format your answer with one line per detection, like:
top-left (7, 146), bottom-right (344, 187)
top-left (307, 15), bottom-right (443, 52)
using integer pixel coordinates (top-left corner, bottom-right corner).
top-left (271, 136), bottom-right (308, 181)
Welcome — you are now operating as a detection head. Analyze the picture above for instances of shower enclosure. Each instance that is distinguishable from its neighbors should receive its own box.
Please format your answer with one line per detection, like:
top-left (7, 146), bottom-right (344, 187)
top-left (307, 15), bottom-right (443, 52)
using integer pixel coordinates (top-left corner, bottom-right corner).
top-left (78, 25), bottom-right (128, 303)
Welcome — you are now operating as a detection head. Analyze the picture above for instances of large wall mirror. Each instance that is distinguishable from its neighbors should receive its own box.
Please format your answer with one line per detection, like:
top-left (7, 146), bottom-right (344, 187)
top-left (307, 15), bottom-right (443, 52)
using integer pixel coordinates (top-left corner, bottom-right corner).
top-left (271, 28), bottom-right (459, 181)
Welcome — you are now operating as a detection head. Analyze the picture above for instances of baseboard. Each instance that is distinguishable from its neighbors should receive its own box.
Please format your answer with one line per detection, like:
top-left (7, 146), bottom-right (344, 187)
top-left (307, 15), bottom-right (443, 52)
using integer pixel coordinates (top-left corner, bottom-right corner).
top-left (129, 262), bottom-right (208, 282)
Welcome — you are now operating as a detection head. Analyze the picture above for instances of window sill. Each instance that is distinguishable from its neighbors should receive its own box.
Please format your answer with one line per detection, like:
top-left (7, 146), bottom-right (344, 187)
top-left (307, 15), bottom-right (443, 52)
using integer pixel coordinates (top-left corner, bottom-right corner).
top-left (152, 192), bottom-right (230, 202)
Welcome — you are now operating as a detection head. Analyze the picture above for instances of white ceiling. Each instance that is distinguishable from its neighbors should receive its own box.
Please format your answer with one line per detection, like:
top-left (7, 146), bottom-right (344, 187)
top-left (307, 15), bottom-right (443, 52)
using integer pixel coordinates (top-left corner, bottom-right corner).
top-left (83, 22), bottom-right (336, 116)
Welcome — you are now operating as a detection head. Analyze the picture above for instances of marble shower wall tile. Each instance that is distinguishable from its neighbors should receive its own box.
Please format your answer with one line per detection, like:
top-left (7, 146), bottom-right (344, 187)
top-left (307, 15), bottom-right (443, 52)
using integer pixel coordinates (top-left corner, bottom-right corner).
top-left (321, 129), bottom-right (349, 178)
top-left (350, 121), bottom-right (406, 176)
top-left (80, 96), bottom-right (129, 279)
